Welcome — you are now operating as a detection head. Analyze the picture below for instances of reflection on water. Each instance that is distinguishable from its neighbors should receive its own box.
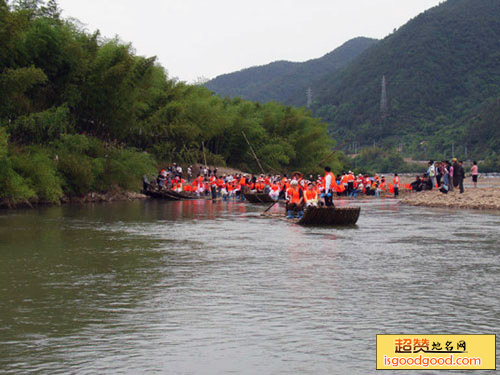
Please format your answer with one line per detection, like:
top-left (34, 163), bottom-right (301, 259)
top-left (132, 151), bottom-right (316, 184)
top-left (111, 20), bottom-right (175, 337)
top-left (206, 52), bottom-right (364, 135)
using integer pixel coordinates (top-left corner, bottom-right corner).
top-left (0, 200), bottom-right (499, 374)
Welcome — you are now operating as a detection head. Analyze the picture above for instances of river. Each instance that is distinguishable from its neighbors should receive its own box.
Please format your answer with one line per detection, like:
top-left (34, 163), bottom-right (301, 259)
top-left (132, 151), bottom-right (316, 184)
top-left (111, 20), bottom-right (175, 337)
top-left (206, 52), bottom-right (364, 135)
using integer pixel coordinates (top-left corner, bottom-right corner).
top-left (0, 199), bottom-right (499, 374)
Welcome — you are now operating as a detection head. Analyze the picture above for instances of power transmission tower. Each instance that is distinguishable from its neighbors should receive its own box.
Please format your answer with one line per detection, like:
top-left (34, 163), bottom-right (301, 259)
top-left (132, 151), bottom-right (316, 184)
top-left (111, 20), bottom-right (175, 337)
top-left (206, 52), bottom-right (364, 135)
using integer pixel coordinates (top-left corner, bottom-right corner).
top-left (306, 87), bottom-right (313, 108)
top-left (380, 75), bottom-right (388, 119)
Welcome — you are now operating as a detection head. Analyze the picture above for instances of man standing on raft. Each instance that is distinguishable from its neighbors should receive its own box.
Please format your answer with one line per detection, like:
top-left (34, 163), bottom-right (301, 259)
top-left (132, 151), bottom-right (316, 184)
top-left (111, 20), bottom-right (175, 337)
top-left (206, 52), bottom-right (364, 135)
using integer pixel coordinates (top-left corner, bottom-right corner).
top-left (323, 166), bottom-right (336, 208)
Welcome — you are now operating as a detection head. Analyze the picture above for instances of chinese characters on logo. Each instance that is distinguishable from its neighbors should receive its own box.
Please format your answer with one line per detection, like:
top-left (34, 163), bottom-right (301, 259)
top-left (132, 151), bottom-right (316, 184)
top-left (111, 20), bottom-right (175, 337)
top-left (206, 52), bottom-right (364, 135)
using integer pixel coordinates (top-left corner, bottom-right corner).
top-left (395, 339), bottom-right (467, 354)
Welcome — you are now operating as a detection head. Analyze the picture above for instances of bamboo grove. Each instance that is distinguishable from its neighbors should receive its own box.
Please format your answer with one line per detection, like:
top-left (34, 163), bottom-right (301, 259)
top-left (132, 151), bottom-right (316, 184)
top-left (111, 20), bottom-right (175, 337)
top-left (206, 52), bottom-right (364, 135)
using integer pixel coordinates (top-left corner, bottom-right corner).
top-left (0, 0), bottom-right (339, 204)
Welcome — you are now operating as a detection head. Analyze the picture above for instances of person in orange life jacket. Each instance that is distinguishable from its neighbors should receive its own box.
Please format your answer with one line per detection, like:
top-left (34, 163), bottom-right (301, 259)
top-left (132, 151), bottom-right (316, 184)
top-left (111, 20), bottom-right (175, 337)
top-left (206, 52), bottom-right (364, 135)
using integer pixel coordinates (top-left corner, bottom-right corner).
top-left (304, 183), bottom-right (319, 207)
top-left (298, 179), bottom-right (306, 194)
top-left (238, 174), bottom-right (247, 201)
top-left (279, 176), bottom-right (288, 200)
top-left (347, 171), bottom-right (355, 196)
top-left (393, 173), bottom-right (400, 196)
top-left (323, 166), bottom-right (336, 208)
top-left (209, 174), bottom-right (218, 200)
top-left (377, 177), bottom-right (387, 196)
top-left (286, 180), bottom-right (304, 219)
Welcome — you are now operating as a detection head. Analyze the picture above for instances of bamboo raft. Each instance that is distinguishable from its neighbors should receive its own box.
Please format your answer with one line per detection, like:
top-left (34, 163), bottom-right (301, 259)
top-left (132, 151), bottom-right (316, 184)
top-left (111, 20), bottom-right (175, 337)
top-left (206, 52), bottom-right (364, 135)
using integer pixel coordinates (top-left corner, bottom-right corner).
top-left (264, 206), bottom-right (360, 226)
top-left (244, 192), bottom-right (276, 203)
top-left (143, 189), bottom-right (198, 201)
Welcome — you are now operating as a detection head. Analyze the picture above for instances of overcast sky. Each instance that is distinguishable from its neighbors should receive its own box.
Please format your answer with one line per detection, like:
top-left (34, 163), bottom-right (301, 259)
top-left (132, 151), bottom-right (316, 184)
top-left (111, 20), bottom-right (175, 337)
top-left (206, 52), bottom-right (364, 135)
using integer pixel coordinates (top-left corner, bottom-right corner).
top-left (56, 0), bottom-right (444, 83)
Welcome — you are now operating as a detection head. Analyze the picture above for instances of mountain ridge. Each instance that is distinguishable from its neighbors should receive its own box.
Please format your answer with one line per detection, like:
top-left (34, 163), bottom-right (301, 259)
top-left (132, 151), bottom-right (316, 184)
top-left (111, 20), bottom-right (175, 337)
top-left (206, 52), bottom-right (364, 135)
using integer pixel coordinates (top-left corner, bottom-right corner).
top-left (311, 0), bottom-right (500, 158)
top-left (205, 37), bottom-right (378, 105)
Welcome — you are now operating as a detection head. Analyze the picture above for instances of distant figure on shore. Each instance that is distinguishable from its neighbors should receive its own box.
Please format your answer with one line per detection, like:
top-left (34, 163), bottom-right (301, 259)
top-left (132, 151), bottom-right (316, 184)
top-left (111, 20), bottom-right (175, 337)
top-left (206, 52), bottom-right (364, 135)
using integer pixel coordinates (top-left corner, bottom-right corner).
top-left (410, 176), bottom-right (423, 192)
top-left (448, 160), bottom-right (454, 192)
top-left (393, 173), bottom-right (400, 196)
top-left (439, 161), bottom-right (450, 194)
top-left (452, 158), bottom-right (460, 189)
top-left (456, 160), bottom-right (465, 194)
top-left (427, 160), bottom-right (435, 188)
top-left (471, 161), bottom-right (479, 188)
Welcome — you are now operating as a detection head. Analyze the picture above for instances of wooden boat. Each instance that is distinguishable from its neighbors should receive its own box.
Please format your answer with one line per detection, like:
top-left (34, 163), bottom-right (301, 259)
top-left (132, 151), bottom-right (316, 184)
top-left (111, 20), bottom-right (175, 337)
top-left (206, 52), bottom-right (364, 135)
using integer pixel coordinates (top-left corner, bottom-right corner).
top-left (244, 192), bottom-right (275, 203)
top-left (143, 189), bottom-right (198, 201)
top-left (297, 206), bottom-right (360, 226)
top-left (143, 189), bottom-right (180, 200)
top-left (165, 190), bottom-right (199, 200)
top-left (264, 206), bottom-right (360, 226)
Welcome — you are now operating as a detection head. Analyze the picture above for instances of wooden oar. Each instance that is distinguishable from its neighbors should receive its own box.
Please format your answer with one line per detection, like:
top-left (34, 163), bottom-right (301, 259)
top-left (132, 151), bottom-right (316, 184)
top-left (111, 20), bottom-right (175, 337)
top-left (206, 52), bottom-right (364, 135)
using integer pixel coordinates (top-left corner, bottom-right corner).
top-left (262, 200), bottom-right (278, 214)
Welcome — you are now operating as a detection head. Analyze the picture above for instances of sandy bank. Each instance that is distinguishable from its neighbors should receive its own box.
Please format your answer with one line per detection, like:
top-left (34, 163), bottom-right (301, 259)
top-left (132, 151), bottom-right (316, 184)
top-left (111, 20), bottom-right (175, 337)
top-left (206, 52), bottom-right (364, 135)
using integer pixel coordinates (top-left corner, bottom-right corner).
top-left (400, 188), bottom-right (500, 211)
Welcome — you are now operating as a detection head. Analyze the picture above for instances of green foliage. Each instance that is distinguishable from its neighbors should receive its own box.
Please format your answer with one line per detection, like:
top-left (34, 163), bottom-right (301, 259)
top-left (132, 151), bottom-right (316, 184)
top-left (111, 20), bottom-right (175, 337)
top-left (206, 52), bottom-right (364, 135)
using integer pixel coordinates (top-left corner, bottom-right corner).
top-left (479, 154), bottom-right (500, 173)
top-left (466, 98), bottom-right (500, 158)
top-left (0, 67), bottom-right (47, 117)
top-left (8, 104), bottom-right (71, 144)
top-left (53, 135), bottom-right (156, 195)
top-left (0, 0), bottom-right (342, 205)
top-left (0, 129), bottom-right (36, 203)
top-left (10, 147), bottom-right (63, 202)
top-left (0, 156), bottom-right (35, 203)
top-left (351, 147), bottom-right (407, 175)
top-left (103, 148), bottom-right (156, 191)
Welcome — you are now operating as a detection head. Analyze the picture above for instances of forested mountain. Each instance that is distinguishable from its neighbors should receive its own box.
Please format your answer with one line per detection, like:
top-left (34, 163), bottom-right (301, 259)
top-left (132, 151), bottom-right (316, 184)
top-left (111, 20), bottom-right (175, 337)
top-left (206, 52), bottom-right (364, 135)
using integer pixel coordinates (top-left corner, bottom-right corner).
top-left (0, 0), bottom-right (340, 205)
top-left (206, 0), bottom-right (500, 161)
top-left (205, 37), bottom-right (377, 105)
top-left (311, 0), bottom-right (500, 159)
top-left (466, 97), bottom-right (500, 162)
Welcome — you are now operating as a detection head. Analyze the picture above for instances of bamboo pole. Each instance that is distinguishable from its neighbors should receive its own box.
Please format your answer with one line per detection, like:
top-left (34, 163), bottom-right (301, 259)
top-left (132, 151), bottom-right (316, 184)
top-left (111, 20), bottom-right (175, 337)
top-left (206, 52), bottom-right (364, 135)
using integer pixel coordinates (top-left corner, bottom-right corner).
top-left (246, 151), bottom-right (281, 174)
top-left (241, 131), bottom-right (265, 174)
top-left (201, 141), bottom-right (208, 167)
top-left (317, 149), bottom-right (337, 168)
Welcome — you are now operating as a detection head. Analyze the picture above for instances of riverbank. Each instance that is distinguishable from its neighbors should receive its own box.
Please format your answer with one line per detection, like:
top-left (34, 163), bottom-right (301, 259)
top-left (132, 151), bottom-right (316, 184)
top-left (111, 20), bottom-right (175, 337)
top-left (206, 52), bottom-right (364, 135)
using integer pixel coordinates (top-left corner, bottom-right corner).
top-left (0, 189), bottom-right (148, 209)
top-left (401, 187), bottom-right (500, 210)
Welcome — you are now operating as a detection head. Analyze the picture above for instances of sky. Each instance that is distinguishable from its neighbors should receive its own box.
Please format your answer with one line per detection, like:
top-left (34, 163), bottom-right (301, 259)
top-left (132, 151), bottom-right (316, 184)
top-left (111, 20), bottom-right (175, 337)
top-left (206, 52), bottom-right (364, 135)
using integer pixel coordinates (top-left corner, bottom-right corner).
top-left (56, 0), bottom-right (444, 83)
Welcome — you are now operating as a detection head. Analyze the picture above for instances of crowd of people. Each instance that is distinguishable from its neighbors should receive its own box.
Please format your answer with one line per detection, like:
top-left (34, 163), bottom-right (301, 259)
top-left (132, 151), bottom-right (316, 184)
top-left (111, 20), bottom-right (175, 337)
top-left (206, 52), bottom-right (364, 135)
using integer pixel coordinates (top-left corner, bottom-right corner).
top-left (144, 159), bottom-right (481, 217)
top-left (144, 165), bottom-right (408, 219)
top-left (408, 158), bottom-right (479, 194)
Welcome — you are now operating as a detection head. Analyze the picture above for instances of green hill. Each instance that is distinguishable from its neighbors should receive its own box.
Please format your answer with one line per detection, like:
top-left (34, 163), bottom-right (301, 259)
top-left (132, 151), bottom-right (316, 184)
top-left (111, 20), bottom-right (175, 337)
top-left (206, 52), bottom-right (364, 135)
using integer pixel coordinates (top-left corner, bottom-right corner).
top-left (205, 37), bottom-right (377, 105)
top-left (1, 0), bottom-right (341, 205)
top-left (311, 0), bottom-right (500, 159)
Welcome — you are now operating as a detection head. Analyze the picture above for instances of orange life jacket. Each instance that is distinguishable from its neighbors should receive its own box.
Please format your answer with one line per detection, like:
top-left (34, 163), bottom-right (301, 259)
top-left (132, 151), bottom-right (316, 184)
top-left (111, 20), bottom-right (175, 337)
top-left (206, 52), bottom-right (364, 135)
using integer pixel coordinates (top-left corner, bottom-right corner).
top-left (305, 190), bottom-right (317, 201)
top-left (324, 172), bottom-right (335, 190)
top-left (286, 187), bottom-right (301, 204)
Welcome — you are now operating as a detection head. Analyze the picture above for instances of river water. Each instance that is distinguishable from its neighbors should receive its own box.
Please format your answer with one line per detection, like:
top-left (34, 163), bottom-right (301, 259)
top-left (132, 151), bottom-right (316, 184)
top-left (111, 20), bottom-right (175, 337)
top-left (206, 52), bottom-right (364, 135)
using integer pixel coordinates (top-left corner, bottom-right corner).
top-left (0, 199), bottom-right (499, 374)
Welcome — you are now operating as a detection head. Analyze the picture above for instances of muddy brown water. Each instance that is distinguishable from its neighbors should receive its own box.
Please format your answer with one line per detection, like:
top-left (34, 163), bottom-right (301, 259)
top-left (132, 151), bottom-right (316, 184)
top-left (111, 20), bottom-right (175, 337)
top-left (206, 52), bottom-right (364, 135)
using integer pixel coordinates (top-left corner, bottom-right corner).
top-left (1, 199), bottom-right (499, 374)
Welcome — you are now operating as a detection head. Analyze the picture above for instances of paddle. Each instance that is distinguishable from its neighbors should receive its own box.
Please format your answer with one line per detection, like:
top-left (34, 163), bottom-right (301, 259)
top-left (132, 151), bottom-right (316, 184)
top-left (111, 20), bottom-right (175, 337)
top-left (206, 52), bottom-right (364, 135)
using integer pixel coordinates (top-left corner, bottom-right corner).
top-left (262, 200), bottom-right (278, 214)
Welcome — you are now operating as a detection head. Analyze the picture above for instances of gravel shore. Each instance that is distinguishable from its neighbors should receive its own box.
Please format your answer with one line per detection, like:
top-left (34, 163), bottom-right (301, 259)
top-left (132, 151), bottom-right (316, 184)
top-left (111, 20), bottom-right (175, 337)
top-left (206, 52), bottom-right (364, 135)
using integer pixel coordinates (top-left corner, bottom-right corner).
top-left (400, 187), bottom-right (500, 210)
